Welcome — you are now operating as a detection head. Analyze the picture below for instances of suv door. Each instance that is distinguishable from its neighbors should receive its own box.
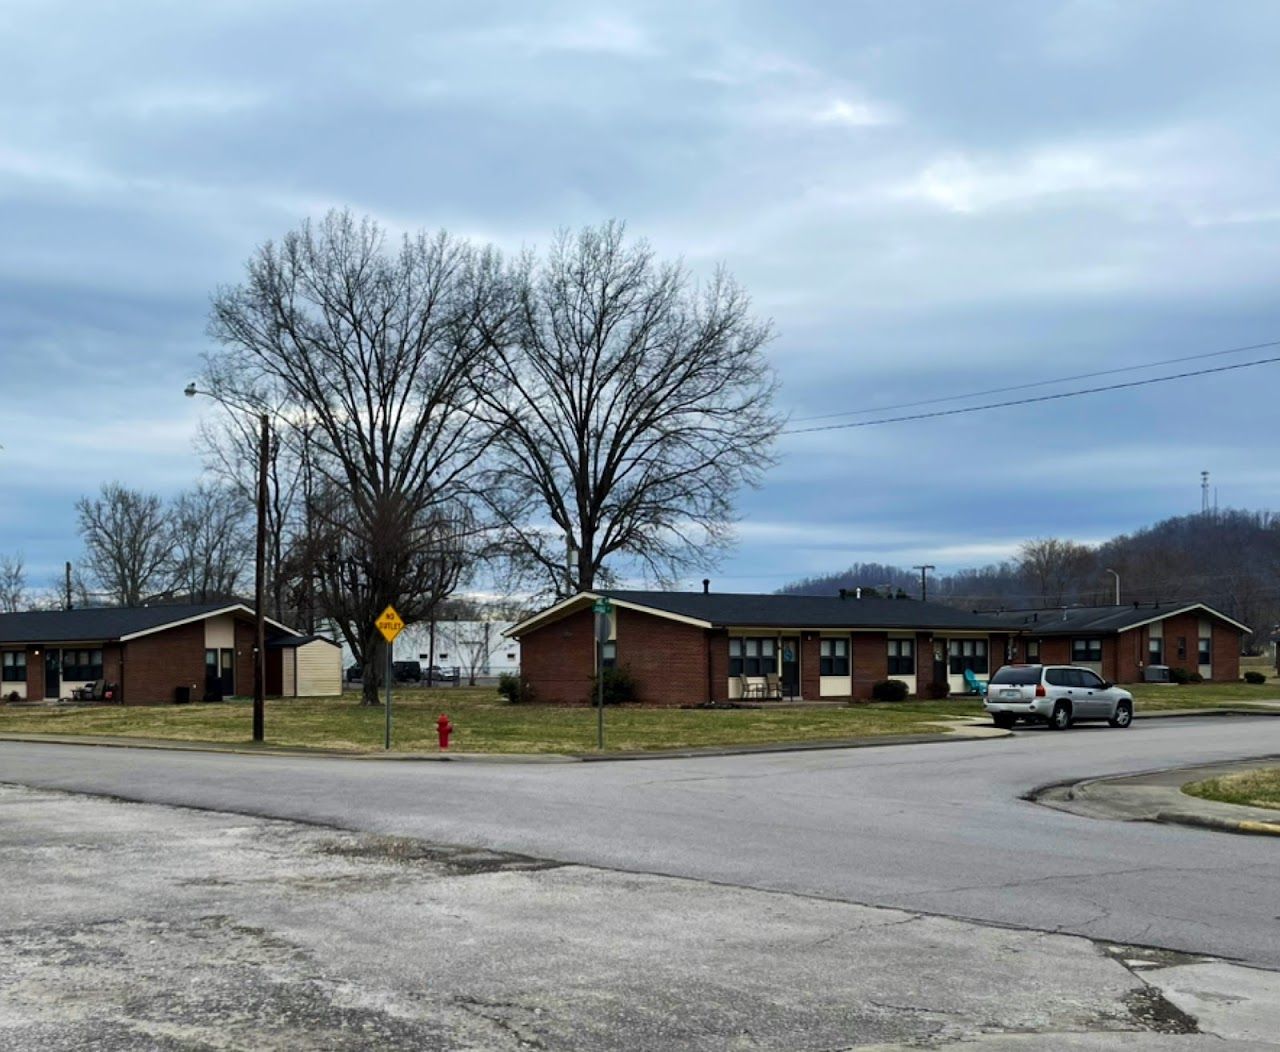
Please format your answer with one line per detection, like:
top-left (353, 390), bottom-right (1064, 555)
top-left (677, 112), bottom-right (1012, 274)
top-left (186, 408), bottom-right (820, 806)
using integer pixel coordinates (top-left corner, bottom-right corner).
top-left (1043, 667), bottom-right (1074, 710)
top-left (1075, 668), bottom-right (1111, 717)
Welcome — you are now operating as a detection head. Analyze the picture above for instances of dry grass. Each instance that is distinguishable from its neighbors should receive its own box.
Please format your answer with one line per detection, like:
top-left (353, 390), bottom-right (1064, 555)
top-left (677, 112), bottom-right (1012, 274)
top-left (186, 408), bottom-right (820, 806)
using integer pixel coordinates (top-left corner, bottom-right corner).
top-left (1183, 768), bottom-right (1280, 811)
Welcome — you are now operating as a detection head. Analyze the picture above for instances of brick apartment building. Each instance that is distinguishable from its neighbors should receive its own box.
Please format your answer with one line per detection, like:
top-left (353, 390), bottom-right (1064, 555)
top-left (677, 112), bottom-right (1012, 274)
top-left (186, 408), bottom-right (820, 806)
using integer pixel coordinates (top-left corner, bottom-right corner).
top-left (0, 602), bottom-right (341, 704)
top-left (508, 590), bottom-right (1249, 706)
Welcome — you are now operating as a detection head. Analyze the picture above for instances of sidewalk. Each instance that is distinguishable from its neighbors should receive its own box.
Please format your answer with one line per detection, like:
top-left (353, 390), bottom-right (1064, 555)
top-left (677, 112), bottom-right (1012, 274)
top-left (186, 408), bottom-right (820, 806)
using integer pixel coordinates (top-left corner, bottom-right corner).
top-left (1034, 757), bottom-right (1280, 836)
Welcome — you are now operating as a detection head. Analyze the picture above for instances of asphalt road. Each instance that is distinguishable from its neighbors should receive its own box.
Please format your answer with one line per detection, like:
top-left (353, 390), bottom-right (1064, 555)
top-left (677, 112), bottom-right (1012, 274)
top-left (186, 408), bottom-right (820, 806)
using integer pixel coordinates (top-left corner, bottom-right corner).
top-left (2, 715), bottom-right (1278, 967)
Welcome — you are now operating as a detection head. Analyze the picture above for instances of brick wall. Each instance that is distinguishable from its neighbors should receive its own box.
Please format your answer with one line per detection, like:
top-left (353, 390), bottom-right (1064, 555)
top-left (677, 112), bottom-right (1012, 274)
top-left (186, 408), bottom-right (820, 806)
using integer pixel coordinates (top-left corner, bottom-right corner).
top-left (1038, 637), bottom-right (1071, 665)
top-left (914, 633), bottom-right (934, 697)
top-left (519, 607), bottom-right (596, 705)
top-left (616, 608), bottom-right (708, 706)
top-left (1212, 624), bottom-right (1241, 681)
top-left (708, 630), bottom-right (729, 703)
top-left (102, 644), bottom-right (123, 698)
top-left (800, 634), bottom-right (821, 700)
top-left (123, 622), bottom-right (206, 704)
top-left (25, 646), bottom-right (43, 699)
top-left (1112, 629), bottom-right (1145, 683)
top-left (852, 631), bottom-right (887, 700)
top-left (1160, 613), bottom-right (1199, 674)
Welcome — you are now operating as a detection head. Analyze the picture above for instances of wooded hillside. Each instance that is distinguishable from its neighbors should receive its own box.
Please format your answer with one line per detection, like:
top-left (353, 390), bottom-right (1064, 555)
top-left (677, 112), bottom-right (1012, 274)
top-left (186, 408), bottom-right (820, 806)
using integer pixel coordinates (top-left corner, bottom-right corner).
top-left (780, 510), bottom-right (1279, 651)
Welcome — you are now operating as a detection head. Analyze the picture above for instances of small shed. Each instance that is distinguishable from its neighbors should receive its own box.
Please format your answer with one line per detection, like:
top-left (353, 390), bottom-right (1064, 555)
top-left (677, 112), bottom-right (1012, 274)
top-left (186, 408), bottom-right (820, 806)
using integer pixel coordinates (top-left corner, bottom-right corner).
top-left (266, 635), bottom-right (343, 697)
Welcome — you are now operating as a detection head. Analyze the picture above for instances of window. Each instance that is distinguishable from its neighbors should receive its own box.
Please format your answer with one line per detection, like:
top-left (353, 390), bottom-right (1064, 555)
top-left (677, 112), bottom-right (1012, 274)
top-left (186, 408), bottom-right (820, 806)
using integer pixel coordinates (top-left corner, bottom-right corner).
top-left (1045, 668), bottom-right (1071, 687)
top-left (1071, 639), bottom-right (1102, 663)
top-left (1198, 637), bottom-right (1211, 665)
top-left (1078, 669), bottom-right (1106, 688)
top-left (991, 666), bottom-right (1040, 686)
top-left (1025, 639), bottom-right (1040, 662)
top-left (948, 639), bottom-right (987, 675)
top-left (1176, 636), bottom-right (1187, 660)
top-left (887, 638), bottom-right (914, 676)
top-left (820, 638), bottom-right (849, 676)
top-left (1148, 637), bottom-right (1163, 665)
top-left (729, 637), bottom-right (776, 677)
top-left (62, 649), bottom-right (103, 681)
top-left (1, 651), bottom-right (25, 682)
top-left (601, 641), bottom-right (617, 670)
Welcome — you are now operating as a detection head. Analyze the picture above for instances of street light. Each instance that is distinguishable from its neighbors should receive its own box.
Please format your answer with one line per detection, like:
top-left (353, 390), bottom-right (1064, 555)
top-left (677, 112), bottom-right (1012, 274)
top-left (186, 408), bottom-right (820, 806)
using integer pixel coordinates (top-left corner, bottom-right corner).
top-left (185, 382), bottom-right (269, 743)
top-left (1104, 568), bottom-right (1120, 606)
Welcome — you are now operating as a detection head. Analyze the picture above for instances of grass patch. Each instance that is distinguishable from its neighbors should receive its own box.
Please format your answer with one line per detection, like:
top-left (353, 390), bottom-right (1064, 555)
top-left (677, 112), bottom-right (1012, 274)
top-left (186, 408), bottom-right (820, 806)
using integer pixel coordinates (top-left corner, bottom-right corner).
top-left (1183, 767), bottom-right (1280, 811)
top-left (1126, 681), bottom-right (1280, 708)
top-left (0, 690), bottom-right (987, 754)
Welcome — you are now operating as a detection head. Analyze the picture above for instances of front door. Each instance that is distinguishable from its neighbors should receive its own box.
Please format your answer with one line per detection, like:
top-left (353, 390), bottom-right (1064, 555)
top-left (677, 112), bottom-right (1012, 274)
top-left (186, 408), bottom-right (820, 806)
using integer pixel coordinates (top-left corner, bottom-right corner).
top-left (933, 639), bottom-right (949, 689)
top-left (44, 650), bottom-right (60, 699)
top-left (780, 637), bottom-right (799, 699)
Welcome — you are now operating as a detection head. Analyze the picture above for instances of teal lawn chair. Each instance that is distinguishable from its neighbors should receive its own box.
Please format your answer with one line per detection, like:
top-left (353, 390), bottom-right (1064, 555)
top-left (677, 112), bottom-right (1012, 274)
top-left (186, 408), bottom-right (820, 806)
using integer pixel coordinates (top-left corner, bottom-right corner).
top-left (963, 668), bottom-right (989, 696)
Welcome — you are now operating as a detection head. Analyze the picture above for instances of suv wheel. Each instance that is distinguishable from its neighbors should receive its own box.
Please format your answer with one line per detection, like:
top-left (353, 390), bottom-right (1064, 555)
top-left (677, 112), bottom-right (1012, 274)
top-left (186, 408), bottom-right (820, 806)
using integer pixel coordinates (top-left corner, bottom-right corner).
top-left (1109, 701), bottom-right (1133, 728)
top-left (992, 712), bottom-right (1015, 729)
top-left (1047, 701), bottom-right (1072, 730)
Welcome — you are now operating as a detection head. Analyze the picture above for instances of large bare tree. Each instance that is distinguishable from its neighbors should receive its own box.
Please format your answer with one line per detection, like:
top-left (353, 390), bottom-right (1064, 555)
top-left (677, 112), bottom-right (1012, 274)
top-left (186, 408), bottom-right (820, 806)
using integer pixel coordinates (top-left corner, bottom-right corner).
top-left (206, 210), bottom-right (503, 703)
top-left (0, 553), bottom-right (25, 612)
top-left (478, 222), bottom-right (782, 595)
top-left (1018, 537), bottom-right (1096, 608)
top-left (166, 484), bottom-right (252, 602)
top-left (75, 483), bottom-right (171, 606)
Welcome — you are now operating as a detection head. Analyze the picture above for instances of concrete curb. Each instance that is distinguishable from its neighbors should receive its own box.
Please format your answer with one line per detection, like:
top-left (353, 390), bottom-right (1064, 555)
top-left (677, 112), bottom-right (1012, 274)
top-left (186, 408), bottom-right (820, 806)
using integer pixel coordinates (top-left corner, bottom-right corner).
top-left (1154, 811), bottom-right (1280, 837)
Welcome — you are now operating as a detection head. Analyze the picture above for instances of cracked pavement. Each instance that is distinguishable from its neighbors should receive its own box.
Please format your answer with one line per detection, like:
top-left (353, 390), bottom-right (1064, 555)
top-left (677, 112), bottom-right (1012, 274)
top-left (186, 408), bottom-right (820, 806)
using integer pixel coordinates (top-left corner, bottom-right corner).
top-left (4, 784), bottom-right (1278, 1049)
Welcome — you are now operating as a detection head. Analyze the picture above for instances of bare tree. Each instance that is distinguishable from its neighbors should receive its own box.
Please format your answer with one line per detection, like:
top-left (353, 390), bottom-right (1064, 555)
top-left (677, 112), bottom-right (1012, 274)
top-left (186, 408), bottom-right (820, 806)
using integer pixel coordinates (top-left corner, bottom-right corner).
top-left (0, 553), bottom-right (26, 612)
top-left (1017, 538), bottom-right (1096, 608)
top-left (477, 222), bottom-right (782, 596)
top-left (167, 484), bottom-right (252, 602)
top-left (75, 483), bottom-right (171, 606)
top-left (206, 210), bottom-right (503, 703)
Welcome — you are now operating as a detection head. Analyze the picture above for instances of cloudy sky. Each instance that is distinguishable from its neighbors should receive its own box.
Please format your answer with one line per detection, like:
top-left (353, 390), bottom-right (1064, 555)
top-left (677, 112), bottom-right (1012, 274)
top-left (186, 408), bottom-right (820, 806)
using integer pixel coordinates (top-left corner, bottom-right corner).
top-left (4, 0), bottom-right (1280, 597)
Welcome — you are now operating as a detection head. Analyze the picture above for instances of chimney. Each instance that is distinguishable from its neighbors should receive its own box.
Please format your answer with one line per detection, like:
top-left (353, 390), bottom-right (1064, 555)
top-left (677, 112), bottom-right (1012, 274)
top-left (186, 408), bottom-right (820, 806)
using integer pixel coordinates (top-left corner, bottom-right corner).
top-left (701, 578), bottom-right (710, 595)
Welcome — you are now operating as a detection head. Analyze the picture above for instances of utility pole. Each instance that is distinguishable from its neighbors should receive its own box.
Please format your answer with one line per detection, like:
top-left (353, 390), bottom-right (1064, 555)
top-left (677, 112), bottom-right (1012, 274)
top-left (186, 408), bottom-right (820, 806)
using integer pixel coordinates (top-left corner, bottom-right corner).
top-left (1201, 470), bottom-right (1210, 515)
top-left (912, 565), bottom-right (935, 602)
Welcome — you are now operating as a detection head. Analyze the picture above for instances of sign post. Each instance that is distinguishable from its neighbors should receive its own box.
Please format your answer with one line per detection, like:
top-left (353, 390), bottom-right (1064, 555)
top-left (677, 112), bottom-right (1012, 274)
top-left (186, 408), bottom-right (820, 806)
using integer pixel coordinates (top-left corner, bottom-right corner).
top-left (592, 597), bottom-right (613, 750)
top-left (375, 604), bottom-right (406, 750)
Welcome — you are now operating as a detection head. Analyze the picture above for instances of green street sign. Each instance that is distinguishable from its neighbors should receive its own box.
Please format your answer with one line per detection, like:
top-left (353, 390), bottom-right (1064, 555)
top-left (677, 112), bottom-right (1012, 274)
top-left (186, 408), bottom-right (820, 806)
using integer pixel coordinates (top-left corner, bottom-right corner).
top-left (592, 597), bottom-right (613, 615)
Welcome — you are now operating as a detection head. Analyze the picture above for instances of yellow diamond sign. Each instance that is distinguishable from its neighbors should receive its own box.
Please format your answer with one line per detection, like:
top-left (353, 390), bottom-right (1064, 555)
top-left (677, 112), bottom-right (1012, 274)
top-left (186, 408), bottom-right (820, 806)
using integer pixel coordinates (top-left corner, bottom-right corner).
top-left (375, 604), bottom-right (405, 643)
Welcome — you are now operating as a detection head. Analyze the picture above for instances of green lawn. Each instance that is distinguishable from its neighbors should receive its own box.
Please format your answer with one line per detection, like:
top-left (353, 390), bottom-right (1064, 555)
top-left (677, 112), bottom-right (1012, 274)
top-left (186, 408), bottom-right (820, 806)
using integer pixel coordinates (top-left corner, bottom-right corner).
top-left (0, 689), bottom-right (989, 754)
top-left (1, 680), bottom-right (1272, 754)
top-left (1183, 767), bottom-right (1280, 811)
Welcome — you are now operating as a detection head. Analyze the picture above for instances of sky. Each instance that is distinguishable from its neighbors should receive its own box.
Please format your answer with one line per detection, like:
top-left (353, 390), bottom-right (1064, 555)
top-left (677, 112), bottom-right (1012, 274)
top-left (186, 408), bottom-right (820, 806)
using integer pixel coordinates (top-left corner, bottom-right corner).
top-left (4, 0), bottom-right (1280, 597)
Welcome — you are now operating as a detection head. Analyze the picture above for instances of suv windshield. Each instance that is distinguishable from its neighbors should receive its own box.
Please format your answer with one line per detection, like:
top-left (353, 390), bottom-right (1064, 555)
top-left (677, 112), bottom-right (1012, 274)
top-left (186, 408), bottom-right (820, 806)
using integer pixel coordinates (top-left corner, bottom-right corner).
top-left (990, 666), bottom-right (1041, 685)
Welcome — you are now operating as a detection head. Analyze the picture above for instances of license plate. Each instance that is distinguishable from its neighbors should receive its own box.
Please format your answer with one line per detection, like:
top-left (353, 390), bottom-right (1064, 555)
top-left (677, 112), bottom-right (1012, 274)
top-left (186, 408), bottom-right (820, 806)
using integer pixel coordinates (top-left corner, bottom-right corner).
top-left (999, 689), bottom-right (1021, 699)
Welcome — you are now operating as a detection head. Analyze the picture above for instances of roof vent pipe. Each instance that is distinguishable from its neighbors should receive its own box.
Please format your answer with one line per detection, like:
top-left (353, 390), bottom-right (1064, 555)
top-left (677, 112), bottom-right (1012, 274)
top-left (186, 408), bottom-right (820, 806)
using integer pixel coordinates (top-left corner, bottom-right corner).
top-left (855, 587), bottom-right (862, 599)
top-left (702, 578), bottom-right (710, 595)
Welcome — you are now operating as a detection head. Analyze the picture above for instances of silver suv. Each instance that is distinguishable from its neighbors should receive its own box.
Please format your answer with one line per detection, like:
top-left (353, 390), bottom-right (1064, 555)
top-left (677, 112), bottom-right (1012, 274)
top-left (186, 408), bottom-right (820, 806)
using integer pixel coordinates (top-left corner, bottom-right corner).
top-left (984, 664), bottom-right (1134, 730)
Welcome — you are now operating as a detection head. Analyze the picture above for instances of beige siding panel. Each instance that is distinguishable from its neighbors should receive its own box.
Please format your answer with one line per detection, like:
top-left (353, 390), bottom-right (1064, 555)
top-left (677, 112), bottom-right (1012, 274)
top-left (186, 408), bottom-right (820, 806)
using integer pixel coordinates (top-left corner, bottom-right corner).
top-left (296, 642), bottom-right (342, 697)
top-left (282, 650), bottom-right (296, 697)
top-left (819, 675), bottom-right (852, 697)
top-left (205, 615), bottom-right (235, 650)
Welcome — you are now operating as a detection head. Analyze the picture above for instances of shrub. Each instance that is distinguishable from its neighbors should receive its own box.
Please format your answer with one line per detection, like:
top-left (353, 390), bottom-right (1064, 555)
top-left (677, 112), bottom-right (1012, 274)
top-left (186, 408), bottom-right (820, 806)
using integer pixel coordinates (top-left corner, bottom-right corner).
top-left (1244, 670), bottom-right (1267, 685)
top-left (589, 665), bottom-right (638, 705)
top-left (924, 681), bottom-right (951, 700)
top-left (497, 672), bottom-right (535, 704)
top-left (4, 691), bottom-right (17, 703)
top-left (1169, 666), bottom-right (1191, 685)
top-left (871, 679), bottom-right (909, 702)
top-left (1187, 672), bottom-right (1204, 684)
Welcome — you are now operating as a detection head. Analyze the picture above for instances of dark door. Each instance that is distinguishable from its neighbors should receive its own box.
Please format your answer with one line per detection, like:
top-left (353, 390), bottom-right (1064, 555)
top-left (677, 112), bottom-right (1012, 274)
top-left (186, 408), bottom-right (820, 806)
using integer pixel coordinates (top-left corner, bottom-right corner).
top-left (220, 649), bottom-right (235, 697)
top-left (780, 637), bottom-right (799, 699)
top-left (933, 638), bottom-right (949, 688)
top-left (44, 650), bottom-right (60, 699)
top-left (205, 649), bottom-right (222, 700)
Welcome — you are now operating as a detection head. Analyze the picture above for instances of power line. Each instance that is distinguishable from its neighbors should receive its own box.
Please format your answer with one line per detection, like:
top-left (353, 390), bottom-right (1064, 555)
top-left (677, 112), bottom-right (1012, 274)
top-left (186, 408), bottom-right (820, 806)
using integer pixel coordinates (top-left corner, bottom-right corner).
top-left (784, 354), bottom-right (1280, 436)
top-left (791, 337), bottom-right (1280, 424)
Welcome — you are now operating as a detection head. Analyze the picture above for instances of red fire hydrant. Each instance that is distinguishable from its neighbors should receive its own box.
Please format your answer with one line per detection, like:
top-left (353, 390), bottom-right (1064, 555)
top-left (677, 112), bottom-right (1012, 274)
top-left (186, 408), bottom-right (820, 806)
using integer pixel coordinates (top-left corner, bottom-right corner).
top-left (436, 713), bottom-right (453, 750)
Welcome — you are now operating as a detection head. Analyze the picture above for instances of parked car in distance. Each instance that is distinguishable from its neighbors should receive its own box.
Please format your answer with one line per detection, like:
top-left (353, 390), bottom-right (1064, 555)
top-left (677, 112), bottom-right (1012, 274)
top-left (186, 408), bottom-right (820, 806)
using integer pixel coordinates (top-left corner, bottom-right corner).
top-left (983, 664), bottom-right (1134, 730)
top-left (422, 665), bottom-right (460, 684)
top-left (392, 660), bottom-right (423, 683)
top-left (345, 664), bottom-right (363, 683)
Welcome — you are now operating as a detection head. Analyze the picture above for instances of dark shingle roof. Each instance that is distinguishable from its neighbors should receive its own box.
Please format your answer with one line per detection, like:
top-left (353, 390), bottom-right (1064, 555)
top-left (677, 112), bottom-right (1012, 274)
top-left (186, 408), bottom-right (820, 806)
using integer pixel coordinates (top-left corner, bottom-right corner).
top-left (599, 590), bottom-right (998, 630)
top-left (0, 603), bottom-right (249, 644)
top-left (981, 602), bottom-right (1248, 635)
top-left (267, 634), bottom-right (339, 649)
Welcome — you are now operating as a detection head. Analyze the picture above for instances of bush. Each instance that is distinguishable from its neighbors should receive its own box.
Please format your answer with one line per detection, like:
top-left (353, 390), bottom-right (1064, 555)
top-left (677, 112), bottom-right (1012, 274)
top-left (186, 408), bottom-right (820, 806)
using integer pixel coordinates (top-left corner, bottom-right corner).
top-left (871, 679), bottom-right (909, 702)
top-left (4, 691), bottom-right (17, 703)
top-left (1169, 666), bottom-right (1191, 685)
top-left (497, 672), bottom-right (535, 704)
top-left (590, 665), bottom-right (638, 705)
top-left (924, 681), bottom-right (951, 700)
top-left (1188, 672), bottom-right (1204, 684)
top-left (1244, 670), bottom-right (1267, 685)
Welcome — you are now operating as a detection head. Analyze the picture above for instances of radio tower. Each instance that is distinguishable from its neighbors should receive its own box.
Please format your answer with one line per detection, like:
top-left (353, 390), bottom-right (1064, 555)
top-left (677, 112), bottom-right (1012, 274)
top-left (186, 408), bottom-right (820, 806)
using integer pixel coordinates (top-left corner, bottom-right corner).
top-left (1201, 470), bottom-right (1210, 515)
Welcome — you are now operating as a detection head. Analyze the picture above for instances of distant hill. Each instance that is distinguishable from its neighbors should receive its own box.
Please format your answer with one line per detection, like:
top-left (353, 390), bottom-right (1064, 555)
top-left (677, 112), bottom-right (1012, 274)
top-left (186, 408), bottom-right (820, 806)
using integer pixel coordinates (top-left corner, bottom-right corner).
top-left (779, 510), bottom-right (1280, 651)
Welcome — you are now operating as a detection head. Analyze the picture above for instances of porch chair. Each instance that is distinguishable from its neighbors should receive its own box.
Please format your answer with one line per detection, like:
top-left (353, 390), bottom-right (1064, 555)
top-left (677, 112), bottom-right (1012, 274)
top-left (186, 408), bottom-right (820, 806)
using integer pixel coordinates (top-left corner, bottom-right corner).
top-left (72, 679), bottom-right (106, 702)
top-left (764, 672), bottom-right (783, 700)
top-left (962, 668), bottom-right (988, 696)
top-left (737, 674), bottom-right (760, 699)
